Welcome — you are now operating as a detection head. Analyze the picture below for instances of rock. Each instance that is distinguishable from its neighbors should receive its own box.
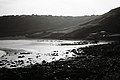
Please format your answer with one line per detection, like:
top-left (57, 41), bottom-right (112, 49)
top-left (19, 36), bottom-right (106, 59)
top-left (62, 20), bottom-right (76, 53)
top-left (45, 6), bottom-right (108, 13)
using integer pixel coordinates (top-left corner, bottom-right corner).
top-left (0, 50), bottom-right (6, 57)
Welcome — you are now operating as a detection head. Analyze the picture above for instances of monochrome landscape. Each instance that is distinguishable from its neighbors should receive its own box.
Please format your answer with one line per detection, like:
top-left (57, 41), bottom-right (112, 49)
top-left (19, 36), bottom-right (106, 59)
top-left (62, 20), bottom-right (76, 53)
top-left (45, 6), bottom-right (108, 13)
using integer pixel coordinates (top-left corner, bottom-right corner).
top-left (0, 0), bottom-right (120, 80)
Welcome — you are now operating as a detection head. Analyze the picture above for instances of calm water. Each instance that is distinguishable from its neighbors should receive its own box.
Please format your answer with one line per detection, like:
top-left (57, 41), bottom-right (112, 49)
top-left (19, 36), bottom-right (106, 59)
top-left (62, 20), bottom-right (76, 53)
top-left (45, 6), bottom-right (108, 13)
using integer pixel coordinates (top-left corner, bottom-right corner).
top-left (0, 39), bottom-right (109, 68)
top-left (0, 39), bottom-right (86, 52)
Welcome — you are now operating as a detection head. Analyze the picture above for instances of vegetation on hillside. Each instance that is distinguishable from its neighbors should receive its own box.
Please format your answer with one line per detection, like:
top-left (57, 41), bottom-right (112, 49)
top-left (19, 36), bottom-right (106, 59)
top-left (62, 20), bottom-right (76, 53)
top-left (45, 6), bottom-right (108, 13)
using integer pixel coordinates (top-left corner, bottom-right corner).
top-left (0, 15), bottom-right (98, 38)
top-left (64, 7), bottom-right (120, 40)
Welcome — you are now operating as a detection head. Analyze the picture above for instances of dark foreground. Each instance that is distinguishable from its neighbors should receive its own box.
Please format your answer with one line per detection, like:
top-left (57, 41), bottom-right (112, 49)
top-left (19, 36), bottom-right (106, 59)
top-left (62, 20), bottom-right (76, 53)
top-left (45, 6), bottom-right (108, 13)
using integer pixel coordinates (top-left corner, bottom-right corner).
top-left (1, 41), bottom-right (120, 80)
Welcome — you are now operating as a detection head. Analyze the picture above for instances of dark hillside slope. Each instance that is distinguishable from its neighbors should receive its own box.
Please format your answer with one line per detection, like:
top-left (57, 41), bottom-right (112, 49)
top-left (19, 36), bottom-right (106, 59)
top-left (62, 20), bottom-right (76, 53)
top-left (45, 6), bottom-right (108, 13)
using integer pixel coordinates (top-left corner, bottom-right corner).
top-left (64, 7), bottom-right (120, 40)
top-left (0, 15), bottom-right (98, 37)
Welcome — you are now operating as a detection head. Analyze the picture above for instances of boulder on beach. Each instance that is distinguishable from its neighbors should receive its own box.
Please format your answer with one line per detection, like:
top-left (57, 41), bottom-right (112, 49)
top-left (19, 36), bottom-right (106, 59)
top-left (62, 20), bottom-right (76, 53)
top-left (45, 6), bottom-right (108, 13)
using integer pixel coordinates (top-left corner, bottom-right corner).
top-left (0, 50), bottom-right (6, 57)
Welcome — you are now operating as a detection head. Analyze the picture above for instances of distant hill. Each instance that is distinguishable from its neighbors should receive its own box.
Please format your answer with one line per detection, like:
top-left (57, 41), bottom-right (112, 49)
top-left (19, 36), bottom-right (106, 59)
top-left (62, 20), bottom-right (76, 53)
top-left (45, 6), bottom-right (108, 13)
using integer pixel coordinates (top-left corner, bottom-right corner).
top-left (63, 7), bottom-right (120, 40)
top-left (0, 7), bottom-right (120, 40)
top-left (0, 15), bottom-right (98, 38)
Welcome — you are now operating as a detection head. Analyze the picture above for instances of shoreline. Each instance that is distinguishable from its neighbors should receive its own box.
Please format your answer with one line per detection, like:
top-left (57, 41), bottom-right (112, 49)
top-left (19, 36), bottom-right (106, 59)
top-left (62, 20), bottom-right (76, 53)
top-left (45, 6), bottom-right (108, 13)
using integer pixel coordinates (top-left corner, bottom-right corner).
top-left (0, 41), bottom-right (119, 80)
top-left (0, 40), bottom-right (110, 69)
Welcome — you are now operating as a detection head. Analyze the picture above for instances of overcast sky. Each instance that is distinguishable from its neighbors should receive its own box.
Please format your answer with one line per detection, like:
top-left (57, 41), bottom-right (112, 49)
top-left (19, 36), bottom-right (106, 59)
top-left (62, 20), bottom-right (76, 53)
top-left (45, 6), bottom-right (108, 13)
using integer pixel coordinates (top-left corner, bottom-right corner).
top-left (0, 0), bottom-right (120, 16)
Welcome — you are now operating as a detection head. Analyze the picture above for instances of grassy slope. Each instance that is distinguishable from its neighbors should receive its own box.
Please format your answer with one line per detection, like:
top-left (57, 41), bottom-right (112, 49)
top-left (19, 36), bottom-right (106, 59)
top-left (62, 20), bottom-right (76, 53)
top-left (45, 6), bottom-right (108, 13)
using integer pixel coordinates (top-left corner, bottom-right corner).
top-left (0, 7), bottom-right (120, 40)
top-left (64, 7), bottom-right (120, 40)
top-left (0, 15), bottom-right (98, 38)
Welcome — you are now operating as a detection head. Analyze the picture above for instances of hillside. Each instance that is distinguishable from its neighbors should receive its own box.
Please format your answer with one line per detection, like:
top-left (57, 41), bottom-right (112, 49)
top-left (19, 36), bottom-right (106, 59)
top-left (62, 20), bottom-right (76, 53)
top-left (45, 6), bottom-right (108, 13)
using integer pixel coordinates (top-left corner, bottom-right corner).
top-left (0, 15), bottom-right (98, 38)
top-left (0, 7), bottom-right (120, 40)
top-left (64, 7), bottom-right (120, 40)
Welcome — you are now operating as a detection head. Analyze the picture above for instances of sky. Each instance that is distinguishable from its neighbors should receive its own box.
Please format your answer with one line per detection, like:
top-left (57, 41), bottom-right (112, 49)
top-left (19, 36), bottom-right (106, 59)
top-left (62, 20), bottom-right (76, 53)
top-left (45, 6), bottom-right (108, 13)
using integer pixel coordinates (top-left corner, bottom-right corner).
top-left (0, 0), bottom-right (120, 16)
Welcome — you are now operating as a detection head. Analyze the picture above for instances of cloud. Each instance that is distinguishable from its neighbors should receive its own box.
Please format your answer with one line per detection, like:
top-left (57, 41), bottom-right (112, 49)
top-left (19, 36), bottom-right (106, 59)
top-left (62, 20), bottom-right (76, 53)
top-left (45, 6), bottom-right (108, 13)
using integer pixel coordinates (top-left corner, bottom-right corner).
top-left (0, 0), bottom-right (120, 16)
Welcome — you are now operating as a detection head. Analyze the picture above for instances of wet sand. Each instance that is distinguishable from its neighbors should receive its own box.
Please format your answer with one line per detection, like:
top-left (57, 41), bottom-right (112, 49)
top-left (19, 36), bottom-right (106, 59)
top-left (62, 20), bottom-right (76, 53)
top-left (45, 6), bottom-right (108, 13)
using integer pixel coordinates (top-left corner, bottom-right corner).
top-left (0, 39), bottom-right (109, 68)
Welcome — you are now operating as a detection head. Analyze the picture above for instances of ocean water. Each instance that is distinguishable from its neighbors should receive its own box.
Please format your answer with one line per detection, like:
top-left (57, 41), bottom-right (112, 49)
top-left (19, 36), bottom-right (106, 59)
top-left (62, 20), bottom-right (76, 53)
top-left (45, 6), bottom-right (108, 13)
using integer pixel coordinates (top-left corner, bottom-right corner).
top-left (0, 39), bottom-right (85, 52)
top-left (0, 39), bottom-right (109, 68)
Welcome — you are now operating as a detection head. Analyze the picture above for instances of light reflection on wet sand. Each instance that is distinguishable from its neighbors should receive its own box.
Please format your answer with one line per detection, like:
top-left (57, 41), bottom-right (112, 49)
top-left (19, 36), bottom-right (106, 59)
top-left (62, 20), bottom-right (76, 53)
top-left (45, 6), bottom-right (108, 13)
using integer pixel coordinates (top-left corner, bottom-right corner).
top-left (0, 39), bottom-right (109, 68)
